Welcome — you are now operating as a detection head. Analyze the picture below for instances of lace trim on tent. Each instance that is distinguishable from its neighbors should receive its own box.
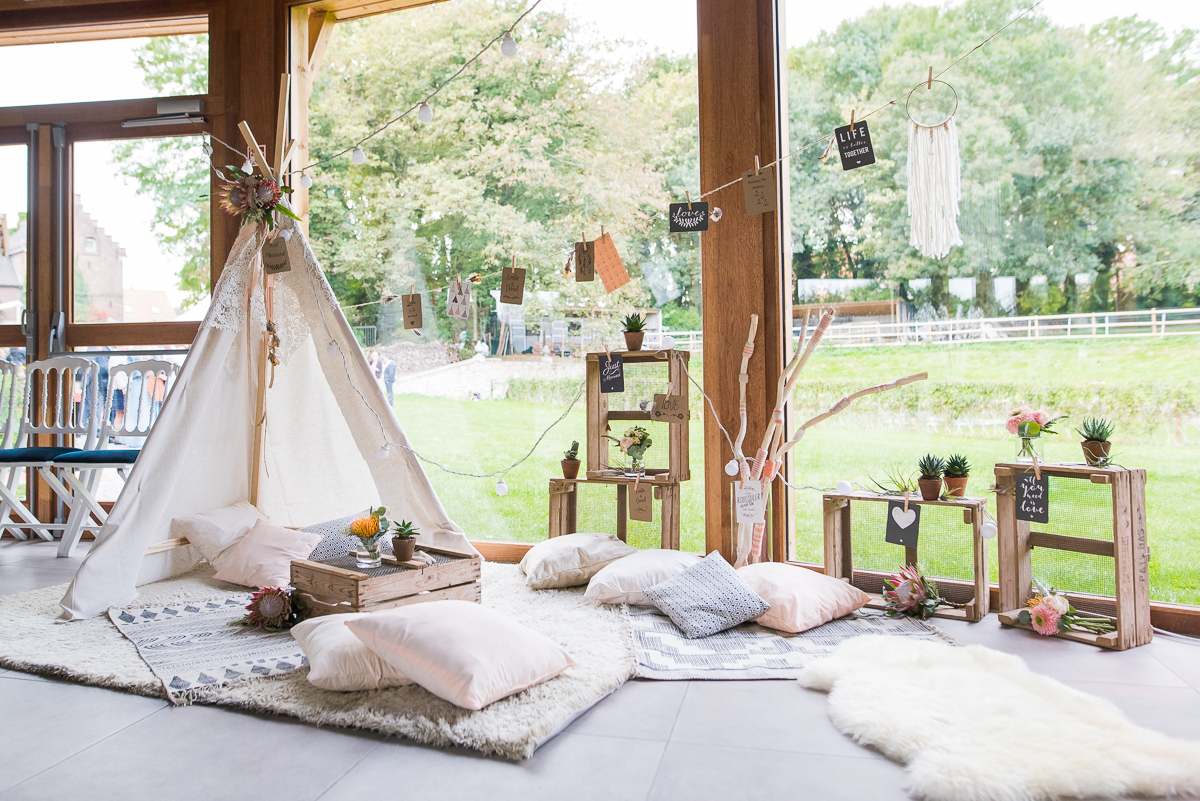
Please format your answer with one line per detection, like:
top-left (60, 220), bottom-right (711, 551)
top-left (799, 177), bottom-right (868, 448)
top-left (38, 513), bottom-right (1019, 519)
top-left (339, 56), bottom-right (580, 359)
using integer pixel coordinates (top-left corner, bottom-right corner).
top-left (204, 224), bottom-right (267, 336)
top-left (273, 280), bottom-right (309, 366)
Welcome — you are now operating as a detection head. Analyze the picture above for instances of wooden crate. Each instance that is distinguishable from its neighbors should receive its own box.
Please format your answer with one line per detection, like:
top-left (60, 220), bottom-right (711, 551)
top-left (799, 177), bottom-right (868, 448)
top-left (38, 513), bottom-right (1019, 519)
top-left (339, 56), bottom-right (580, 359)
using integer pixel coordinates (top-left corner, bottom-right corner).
top-left (822, 492), bottom-right (990, 622)
top-left (994, 462), bottom-right (1151, 650)
top-left (585, 349), bottom-right (690, 483)
top-left (290, 545), bottom-right (482, 616)
top-left (549, 475), bottom-right (681, 549)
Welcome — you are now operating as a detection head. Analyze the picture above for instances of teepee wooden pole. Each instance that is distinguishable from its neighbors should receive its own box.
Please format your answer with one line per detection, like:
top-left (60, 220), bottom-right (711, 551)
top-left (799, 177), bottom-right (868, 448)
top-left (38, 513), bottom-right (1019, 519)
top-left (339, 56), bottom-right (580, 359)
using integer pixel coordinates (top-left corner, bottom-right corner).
top-left (250, 259), bottom-right (269, 507)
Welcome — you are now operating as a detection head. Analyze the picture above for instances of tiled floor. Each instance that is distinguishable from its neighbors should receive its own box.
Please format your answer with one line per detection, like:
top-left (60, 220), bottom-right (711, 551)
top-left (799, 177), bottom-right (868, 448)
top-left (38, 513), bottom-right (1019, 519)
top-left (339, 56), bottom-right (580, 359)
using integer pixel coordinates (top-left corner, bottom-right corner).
top-left (2, 537), bottom-right (1198, 800)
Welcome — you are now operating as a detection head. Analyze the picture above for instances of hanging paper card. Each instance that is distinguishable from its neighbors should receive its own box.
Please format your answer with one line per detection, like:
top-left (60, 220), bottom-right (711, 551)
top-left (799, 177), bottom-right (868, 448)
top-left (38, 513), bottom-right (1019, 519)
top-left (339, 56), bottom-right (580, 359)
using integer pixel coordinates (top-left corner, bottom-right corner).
top-left (261, 237), bottom-right (292, 274)
top-left (446, 280), bottom-right (470, 320)
top-left (835, 120), bottom-right (876, 171)
top-left (599, 353), bottom-right (624, 393)
top-left (575, 240), bottom-right (595, 282)
top-left (500, 266), bottom-right (526, 305)
top-left (630, 483), bottom-right (653, 522)
top-left (734, 481), bottom-right (765, 524)
top-left (669, 202), bottom-right (709, 233)
top-left (885, 501), bottom-right (920, 548)
top-left (402, 293), bottom-right (423, 330)
top-left (742, 166), bottom-right (776, 215)
top-left (1015, 473), bottom-right (1050, 524)
top-left (651, 393), bottom-right (687, 424)
top-left (592, 233), bottom-right (630, 293)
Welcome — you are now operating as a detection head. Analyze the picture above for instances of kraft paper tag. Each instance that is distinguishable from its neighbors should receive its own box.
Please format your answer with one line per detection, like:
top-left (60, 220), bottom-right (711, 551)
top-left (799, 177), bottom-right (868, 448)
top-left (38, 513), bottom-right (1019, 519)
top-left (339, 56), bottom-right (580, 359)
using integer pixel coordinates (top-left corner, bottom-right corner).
top-left (630, 482), bottom-right (653, 522)
top-left (734, 481), bottom-right (765, 524)
top-left (651, 393), bottom-right (687, 424)
top-left (742, 166), bottom-right (776, 214)
top-left (402, 294), bottom-right (423, 330)
top-left (446, 280), bottom-right (470, 320)
top-left (500, 266), bottom-right (526, 305)
top-left (592, 233), bottom-right (630, 293)
top-left (575, 240), bottom-right (595, 282)
top-left (261, 237), bottom-right (292, 274)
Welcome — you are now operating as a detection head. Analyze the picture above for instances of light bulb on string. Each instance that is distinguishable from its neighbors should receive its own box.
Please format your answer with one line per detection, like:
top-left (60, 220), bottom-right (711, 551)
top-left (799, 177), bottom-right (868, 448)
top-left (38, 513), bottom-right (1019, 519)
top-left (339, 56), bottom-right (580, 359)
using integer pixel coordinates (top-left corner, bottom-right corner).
top-left (300, 171), bottom-right (313, 189)
top-left (835, 480), bottom-right (853, 494)
top-left (351, 146), bottom-right (367, 165)
top-left (325, 342), bottom-right (339, 356)
top-left (495, 477), bottom-right (508, 496)
top-left (417, 102), bottom-right (434, 124)
top-left (377, 445), bottom-right (390, 460)
top-left (724, 459), bottom-right (740, 477)
top-left (242, 157), bottom-right (254, 173)
top-left (981, 521), bottom-right (997, 540)
top-left (500, 32), bottom-right (519, 57)
top-left (202, 142), bottom-right (213, 157)
top-left (661, 335), bottom-right (676, 350)
top-left (710, 207), bottom-right (723, 222)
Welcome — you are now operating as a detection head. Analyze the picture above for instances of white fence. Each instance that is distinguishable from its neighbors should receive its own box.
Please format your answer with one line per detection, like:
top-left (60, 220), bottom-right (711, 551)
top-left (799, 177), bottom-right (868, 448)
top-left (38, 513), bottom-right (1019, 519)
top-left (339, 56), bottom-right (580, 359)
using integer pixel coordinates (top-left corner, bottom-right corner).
top-left (662, 307), bottom-right (1200, 352)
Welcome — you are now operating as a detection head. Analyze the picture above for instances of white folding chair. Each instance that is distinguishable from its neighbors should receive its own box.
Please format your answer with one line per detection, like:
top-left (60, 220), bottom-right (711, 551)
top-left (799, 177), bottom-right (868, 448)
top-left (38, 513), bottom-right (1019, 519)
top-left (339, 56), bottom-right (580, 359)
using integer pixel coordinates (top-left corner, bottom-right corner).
top-left (0, 357), bottom-right (99, 541)
top-left (56, 359), bottom-right (178, 557)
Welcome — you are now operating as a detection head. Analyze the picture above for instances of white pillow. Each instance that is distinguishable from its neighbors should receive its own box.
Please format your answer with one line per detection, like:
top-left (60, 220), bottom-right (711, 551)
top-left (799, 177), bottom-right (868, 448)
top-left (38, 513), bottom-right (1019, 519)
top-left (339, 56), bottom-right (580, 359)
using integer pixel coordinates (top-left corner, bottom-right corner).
top-left (291, 614), bottom-right (412, 692)
top-left (170, 501), bottom-right (266, 571)
top-left (738, 562), bottom-right (870, 634)
top-left (519, 532), bottom-right (637, 589)
top-left (346, 600), bottom-right (576, 710)
top-left (584, 549), bottom-right (702, 606)
top-left (211, 520), bottom-right (322, 588)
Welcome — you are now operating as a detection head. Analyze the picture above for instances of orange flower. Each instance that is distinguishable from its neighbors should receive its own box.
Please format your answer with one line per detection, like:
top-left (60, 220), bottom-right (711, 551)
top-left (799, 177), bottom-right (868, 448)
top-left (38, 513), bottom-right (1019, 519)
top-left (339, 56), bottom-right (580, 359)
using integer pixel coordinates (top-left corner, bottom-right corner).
top-left (350, 515), bottom-right (380, 537)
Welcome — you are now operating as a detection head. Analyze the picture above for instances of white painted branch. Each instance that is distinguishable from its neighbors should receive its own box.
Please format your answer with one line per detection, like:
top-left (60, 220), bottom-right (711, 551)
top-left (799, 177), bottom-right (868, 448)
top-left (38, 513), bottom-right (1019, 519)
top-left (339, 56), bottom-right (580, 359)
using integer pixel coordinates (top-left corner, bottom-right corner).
top-left (777, 371), bottom-right (928, 458)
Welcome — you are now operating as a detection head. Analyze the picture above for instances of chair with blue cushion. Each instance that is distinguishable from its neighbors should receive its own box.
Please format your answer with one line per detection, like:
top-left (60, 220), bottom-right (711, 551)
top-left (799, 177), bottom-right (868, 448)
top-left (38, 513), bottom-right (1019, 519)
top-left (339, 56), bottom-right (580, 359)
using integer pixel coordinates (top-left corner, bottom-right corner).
top-left (0, 357), bottom-right (99, 541)
top-left (56, 359), bottom-right (179, 557)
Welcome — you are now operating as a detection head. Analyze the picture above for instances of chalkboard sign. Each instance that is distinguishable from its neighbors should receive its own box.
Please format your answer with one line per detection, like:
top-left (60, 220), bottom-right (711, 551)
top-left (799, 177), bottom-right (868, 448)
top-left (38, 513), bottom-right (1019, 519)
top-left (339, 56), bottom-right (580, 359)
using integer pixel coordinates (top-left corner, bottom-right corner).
top-left (1015, 473), bottom-right (1050, 524)
top-left (261, 238), bottom-right (292, 274)
top-left (574, 240), bottom-right (595, 282)
top-left (834, 120), bottom-right (876, 171)
top-left (599, 353), bottom-right (624, 394)
top-left (885, 501), bottom-right (920, 548)
top-left (669, 202), bottom-right (710, 233)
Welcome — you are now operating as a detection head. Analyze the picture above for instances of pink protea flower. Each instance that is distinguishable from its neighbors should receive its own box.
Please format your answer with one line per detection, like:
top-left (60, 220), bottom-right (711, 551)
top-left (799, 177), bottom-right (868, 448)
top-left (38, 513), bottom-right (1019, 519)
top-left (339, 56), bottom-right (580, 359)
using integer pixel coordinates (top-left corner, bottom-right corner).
top-left (1029, 602), bottom-right (1061, 636)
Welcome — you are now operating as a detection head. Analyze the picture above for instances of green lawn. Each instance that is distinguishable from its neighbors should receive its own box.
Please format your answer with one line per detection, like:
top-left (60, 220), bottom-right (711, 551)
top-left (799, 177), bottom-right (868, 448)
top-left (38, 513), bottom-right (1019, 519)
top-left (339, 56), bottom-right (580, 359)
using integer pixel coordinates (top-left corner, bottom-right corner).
top-left (396, 393), bottom-right (1200, 605)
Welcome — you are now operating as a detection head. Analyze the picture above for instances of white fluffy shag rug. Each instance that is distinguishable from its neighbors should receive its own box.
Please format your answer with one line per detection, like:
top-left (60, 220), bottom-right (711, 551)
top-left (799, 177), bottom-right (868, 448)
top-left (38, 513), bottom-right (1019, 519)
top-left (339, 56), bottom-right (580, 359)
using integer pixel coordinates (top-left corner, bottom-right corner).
top-left (799, 635), bottom-right (1200, 801)
top-left (0, 563), bottom-right (635, 760)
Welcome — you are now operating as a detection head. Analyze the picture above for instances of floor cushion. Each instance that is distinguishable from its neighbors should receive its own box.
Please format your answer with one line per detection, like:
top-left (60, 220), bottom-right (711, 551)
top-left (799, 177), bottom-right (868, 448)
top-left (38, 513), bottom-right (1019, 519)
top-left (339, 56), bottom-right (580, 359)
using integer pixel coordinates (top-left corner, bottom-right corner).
top-left (519, 532), bottom-right (637, 589)
top-left (291, 614), bottom-right (412, 692)
top-left (170, 501), bottom-right (267, 571)
top-left (643, 551), bottom-right (770, 638)
top-left (211, 520), bottom-right (322, 589)
top-left (584, 549), bottom-right (702, 606)
top-left (738, 562), bottom-right (871, 633)
top-left (346, 600), bottom-right (576, 710)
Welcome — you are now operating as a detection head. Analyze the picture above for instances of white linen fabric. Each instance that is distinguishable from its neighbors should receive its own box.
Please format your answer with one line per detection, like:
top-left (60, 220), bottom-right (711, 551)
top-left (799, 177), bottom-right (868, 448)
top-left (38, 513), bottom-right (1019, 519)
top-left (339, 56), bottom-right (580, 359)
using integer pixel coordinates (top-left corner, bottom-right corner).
top-left (210, 520), bottom-right (322, 589)
top-left (61, 219), bottom-right (477, 620)
top-left (290, 614), bottom-right (412, 692)
top-left (519, 533), bottom-right (637, 590)
top-left (348, 600), bottom-right (577, 711)
top-left (168, 501), bottom-right (265, 572)
top-left (584, 549), bottom-right (702, 607)
top-left (642, 551), bottom-right (770, 639)
top-left (738, 562), bottom-right (870, 634)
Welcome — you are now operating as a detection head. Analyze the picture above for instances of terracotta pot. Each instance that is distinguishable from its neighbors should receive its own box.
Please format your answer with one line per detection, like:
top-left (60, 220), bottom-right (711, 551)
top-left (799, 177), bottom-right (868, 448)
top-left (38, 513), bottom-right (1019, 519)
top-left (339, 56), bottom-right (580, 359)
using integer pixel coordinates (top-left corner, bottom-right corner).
top-left (918, 477), bottom-right (942, 501)
top-left (943, 476), bottom-right (969, 497)
top-left (1081, 440), bottom-right (1111, 466)
top-left (392, 536), bottom-right (416, 562)
top-left (561, 458), bottom-right (580, 479)
top-left (624, 331), bottom-right (644, 351)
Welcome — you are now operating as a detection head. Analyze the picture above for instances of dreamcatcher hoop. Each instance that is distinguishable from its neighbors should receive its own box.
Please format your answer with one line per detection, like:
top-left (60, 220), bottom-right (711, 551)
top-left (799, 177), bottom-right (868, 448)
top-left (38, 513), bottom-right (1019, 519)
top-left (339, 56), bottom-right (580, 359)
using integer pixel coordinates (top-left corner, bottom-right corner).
top-left (905, 79), bottom-right (959, 128)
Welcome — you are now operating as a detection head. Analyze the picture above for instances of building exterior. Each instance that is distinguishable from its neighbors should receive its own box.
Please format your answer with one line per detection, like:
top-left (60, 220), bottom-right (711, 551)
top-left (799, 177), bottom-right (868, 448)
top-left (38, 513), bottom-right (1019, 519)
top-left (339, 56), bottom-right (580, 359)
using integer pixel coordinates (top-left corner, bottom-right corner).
top-left (121, 288), bottom-right (177, 323)
top-left (73, 195), bottom-right (125, 322)
top-left (0, 215), bottom-right (24, 325)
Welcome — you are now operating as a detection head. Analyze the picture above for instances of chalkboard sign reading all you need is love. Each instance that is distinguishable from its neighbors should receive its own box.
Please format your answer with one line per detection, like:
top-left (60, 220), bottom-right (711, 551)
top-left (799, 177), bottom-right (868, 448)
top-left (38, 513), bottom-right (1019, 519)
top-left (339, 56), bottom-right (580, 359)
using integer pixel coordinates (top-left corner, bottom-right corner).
top-left (835, 120), bottom-right (876, 171)
top-left (1015, 472), bottom-right (1050, 524)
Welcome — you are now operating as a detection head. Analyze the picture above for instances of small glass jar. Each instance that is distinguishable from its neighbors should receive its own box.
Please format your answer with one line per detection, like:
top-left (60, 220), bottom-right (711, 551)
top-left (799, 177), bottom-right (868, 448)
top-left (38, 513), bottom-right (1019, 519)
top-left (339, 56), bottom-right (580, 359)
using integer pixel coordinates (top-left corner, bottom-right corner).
top-left (1016, 435), bottom-right (1044, 463)
top-left (355, 534), bottom-right (384, 569)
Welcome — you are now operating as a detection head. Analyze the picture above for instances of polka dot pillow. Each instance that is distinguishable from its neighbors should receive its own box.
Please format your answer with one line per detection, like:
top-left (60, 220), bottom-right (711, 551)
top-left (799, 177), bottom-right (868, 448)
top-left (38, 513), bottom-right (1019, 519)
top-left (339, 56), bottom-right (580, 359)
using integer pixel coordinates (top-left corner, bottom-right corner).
top-left (643, 551), bottom-right (770, 639)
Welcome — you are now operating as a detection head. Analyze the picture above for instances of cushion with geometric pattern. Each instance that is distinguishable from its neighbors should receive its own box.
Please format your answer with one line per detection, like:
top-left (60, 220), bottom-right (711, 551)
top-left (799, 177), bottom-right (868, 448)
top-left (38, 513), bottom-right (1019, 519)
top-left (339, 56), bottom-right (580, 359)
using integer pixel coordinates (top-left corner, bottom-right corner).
top-left (643, 551), bottom-right (770, 639)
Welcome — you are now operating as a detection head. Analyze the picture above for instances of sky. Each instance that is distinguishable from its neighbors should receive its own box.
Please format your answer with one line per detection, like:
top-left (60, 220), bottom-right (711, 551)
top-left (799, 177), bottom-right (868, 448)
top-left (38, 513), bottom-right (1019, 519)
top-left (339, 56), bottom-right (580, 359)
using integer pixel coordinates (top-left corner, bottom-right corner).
top-left (0, 0), bottom-right (1196, 309)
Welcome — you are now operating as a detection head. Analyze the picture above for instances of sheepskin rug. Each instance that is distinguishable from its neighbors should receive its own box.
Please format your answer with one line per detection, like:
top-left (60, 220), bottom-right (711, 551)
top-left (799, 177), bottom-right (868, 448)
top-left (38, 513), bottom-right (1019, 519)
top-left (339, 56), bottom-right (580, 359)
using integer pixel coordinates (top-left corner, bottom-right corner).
top-left (0, 562), bottom-right (635, 760)
top-left (800, 635), bottom-right (1200, 801)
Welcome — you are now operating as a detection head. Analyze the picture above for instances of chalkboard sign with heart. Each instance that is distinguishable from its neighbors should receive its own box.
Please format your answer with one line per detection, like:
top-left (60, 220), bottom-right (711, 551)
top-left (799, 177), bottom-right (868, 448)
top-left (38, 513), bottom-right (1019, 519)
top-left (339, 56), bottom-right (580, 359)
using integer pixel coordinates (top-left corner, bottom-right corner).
top-left (599, 353), bottom-right (624, 394)
top-left (668, 202), bottom-right (710, 233)
top-left (885, 501), bottom-right (920, 548)
top-left (1015, 473), bottom-right (1050, 524)
top-left (835, 120), bottom-right (876, 171)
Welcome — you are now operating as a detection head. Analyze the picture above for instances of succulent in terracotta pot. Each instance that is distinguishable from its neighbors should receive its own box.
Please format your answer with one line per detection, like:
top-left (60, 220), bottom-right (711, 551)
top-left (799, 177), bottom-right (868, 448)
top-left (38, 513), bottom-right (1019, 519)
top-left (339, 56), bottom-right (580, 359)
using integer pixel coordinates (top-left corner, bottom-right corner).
top-left (622, 313), bottom-right (646, 352)
top-left (917, 454), bottom-right (945, 501)
top-left (1077, 417), bottom-right (1115, 467)
top-left (561, 440), bottom-right (581, 479)
top-left (391, 519), bottom-right (419, 562)
top-left (942, 454), bottom-right (971, 497)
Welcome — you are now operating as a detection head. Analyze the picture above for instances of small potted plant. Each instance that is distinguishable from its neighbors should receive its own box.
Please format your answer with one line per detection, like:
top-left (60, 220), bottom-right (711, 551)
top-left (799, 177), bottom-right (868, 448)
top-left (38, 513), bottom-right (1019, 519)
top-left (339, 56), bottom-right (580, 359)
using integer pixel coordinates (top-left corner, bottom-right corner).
top-left (1076, 417), bottom-right (1115, 467)
top-left (391, 519), bottom-right (419, 562)
top-left (622, 313), bottom-right (646, 351)
top-left (917, 454), bottom-right (945, 501)
top-left (562, 440), bottom-right (581, 479)
top-left (943, 454), bottom-right (971, 497)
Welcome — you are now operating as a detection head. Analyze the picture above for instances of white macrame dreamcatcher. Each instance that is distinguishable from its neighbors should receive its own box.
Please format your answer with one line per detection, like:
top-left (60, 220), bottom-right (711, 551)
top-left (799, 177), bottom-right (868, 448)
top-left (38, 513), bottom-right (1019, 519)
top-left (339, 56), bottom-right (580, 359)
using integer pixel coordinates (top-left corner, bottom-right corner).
top-left (906, 77), bottom-right (962, 260)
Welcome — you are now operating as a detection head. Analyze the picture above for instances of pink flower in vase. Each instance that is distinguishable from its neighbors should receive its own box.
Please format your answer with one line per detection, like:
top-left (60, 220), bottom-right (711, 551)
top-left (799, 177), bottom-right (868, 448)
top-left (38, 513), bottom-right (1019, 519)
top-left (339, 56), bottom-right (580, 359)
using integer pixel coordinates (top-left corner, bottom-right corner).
top-left (1033, 410), bottom-right (1050, 426)
top-left (1029, 602), bottom-right (1061, 636)
top-left (619, 437), bottom-right (633, 452)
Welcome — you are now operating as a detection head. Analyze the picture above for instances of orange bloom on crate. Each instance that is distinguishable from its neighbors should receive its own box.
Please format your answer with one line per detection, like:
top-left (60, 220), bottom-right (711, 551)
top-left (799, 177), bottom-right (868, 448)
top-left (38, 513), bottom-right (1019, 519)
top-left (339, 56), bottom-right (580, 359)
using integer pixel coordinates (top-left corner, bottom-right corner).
top-left (350, 515), bottom-right (381, 537)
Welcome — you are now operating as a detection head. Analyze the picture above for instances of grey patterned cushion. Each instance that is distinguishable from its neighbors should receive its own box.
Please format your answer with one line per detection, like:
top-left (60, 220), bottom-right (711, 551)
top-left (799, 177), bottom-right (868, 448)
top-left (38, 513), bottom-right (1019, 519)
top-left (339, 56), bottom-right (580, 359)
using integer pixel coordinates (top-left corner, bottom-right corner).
top-left (643, 551), bottom-right (770, 639)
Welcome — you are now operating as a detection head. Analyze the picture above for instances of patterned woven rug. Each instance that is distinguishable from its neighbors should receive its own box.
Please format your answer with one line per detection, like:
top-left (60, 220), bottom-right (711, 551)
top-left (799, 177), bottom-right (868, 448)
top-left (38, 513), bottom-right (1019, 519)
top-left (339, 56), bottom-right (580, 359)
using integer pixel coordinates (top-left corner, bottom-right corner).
top-left (630, 608), bottom-right (957, 680)
top-left (109, 594), bottom-right (308, 704)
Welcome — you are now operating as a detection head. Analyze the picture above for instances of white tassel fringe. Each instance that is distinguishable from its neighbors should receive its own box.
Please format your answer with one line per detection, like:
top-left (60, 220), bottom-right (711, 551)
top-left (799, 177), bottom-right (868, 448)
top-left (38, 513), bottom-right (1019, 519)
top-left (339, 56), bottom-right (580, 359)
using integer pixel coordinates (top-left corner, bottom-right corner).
top-left (907, 119), bottom-right (962, 260)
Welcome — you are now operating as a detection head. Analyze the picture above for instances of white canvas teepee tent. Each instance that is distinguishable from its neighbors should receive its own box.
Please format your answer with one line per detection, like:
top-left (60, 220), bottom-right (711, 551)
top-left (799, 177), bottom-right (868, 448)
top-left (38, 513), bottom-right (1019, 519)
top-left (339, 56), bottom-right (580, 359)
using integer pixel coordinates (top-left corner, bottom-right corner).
top-left (60, 217), bottom-right (477, 620)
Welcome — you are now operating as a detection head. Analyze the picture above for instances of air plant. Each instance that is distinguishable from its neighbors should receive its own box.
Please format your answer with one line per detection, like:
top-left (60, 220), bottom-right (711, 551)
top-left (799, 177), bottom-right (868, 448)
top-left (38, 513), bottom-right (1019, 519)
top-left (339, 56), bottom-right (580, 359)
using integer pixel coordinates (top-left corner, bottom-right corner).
top-left (871, 463), bottom-right (920, 495)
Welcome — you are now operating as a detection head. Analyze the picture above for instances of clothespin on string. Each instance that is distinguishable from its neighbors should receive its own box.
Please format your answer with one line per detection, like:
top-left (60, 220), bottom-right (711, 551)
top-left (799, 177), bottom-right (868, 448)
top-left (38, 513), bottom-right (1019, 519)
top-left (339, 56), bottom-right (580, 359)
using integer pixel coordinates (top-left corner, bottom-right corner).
top-left (903, 490), bottom-right (910, 514)
top-left (754, 155), bottom-right (761, 176)
top-left (849, 109), bottom-right (856, 129)
top-left (685, 191), bottom-right (692, 210)
top-left (927, 66), bottom-right (933, 90)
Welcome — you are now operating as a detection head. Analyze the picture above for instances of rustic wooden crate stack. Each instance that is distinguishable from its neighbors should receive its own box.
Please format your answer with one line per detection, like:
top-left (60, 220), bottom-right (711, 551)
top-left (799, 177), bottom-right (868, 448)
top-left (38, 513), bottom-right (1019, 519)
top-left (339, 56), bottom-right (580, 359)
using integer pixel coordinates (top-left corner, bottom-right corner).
top-left (822, 492), bottom-right (990, 622)
top-left (994, 462), bottom-right (1151, 650)
top-left (547, 349), bottom-right (690, 548)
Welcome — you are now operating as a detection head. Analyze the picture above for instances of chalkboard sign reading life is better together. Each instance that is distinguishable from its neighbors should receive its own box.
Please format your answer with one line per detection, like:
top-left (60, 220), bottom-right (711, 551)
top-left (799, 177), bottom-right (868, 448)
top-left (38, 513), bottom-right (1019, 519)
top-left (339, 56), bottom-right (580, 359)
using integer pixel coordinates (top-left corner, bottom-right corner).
top-left (835, 120), bottom-right (876, 171)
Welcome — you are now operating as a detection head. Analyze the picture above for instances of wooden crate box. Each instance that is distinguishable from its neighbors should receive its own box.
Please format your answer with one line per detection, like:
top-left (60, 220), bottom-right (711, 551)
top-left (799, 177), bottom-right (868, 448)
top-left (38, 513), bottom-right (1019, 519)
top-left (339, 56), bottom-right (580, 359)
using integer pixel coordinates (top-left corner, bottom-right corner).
top-left (291, 546), bottom-right (482, 616)
top-left (822, 492), bottom-right (990, 622)
top-left (549, 475), bottom-right (681, 550)
top-left (994, 462), bottom-right (1151, 650)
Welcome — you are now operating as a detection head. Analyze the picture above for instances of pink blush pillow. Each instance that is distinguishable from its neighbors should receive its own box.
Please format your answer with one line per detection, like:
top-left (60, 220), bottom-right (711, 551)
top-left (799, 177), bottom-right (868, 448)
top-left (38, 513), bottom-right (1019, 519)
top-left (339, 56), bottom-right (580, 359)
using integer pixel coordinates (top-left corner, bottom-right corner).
top-left (211, 520), bottom-right (321, 588)
top-left (737, 562), bottom-right (870, 634)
